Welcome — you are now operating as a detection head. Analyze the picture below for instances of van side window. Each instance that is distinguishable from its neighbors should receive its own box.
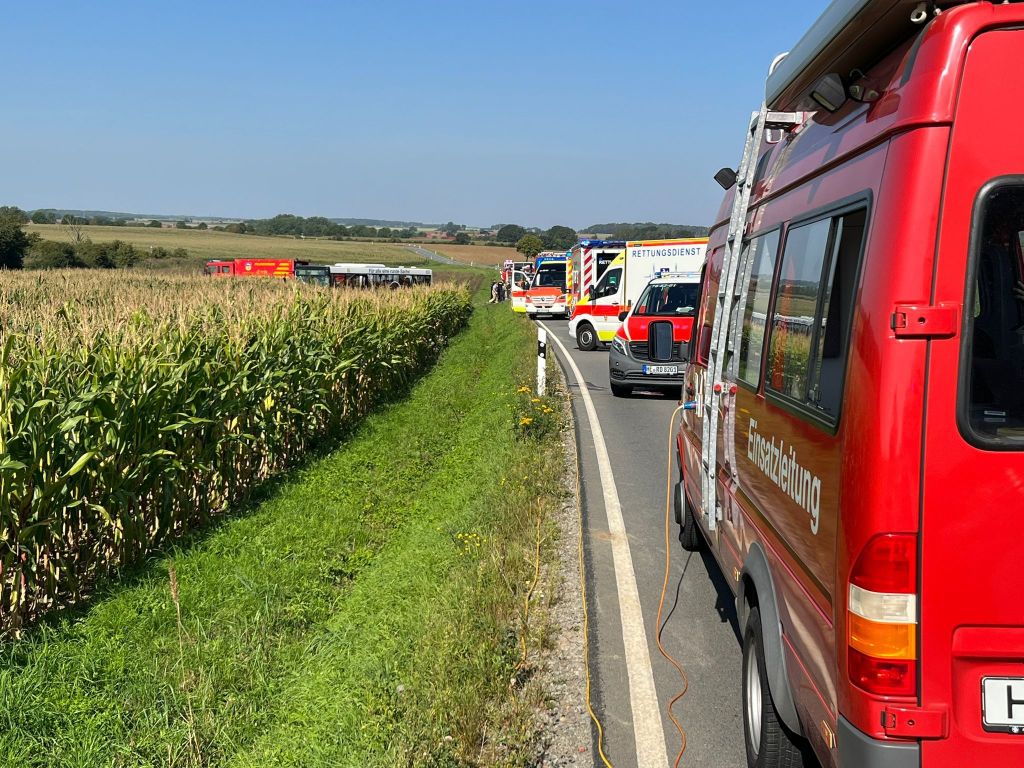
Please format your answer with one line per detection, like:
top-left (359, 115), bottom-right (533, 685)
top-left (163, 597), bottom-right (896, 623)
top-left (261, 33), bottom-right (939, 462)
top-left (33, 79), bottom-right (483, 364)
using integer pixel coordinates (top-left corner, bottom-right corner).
top-left (767, 219), bottom-right (832, 401)
top-left (963, 185), bottom-right (1024, 446)
top-left (696, 250), bottom-right (721, 364)
top-left (766, 208), bottom-right (866, 421)
top-left (735, 230), bottom-right (780, 387)
top-left (596, 267), bottom-right (621, 298)
top-left (810, 209), bottom-right (865, 417)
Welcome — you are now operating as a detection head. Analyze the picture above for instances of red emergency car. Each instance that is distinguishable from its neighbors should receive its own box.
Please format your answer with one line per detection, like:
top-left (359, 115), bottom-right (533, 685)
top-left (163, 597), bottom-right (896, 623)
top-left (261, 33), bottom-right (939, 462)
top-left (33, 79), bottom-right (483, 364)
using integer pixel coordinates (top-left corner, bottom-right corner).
top-left (677, 3), bottom-right (1024, 767)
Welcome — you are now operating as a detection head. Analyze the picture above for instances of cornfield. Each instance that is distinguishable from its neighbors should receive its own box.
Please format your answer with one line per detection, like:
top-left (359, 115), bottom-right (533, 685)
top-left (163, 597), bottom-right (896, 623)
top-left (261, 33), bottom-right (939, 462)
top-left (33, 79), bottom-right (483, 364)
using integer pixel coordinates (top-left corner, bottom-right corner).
top-left (0, 271), bottom-right (472, 634)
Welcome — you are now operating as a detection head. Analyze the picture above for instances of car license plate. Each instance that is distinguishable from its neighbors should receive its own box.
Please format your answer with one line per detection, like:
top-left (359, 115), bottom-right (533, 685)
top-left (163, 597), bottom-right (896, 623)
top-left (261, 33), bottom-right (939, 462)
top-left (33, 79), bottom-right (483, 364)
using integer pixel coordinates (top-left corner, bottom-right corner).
top-left (982, 677), bottom-right (1024, 733)
top-left (642, 365), bottom-right (678, 375)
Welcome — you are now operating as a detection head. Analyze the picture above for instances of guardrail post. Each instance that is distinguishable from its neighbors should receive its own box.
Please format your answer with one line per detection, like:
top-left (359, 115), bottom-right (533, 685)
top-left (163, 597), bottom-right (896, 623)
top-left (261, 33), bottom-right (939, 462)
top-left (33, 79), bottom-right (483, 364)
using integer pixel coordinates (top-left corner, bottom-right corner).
top-left (537, 327), bottom-right (547, 396)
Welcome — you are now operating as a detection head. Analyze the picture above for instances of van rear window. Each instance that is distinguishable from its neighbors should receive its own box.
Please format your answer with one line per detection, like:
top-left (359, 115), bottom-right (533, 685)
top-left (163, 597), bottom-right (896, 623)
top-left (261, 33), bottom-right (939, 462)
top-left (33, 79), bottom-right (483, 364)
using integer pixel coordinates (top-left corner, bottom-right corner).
top-left (963, 185), bottom-right (1024, 446)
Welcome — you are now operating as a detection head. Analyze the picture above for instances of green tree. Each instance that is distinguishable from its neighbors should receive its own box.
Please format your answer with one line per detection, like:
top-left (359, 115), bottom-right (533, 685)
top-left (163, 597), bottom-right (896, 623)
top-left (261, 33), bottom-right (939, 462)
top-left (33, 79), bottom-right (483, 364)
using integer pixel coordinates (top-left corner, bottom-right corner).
top-left (542, 225), bottom-right (577, 250)
top-left (515, 234), bottom-right (544, 260)
top-left (147, 220), bottom-right (163, 228)
top-left (197, 222), bottom-right (208, 230)
top-left (454, 232), bottom-right (471, 245)
top-left (495, 224), bottom-right (526, 243)
top-left (0, 206), bottom-right (29, 224)
top-left (30, 210), bottom-right (57, 224)
top-left (440, 221), bottom-right (462, 236)
top-left (0, 218), bottom-right (33, 269)
top-left (24, 240), bottom-right (84, 269)
top-left (174, 220), bottom-right (189, 229)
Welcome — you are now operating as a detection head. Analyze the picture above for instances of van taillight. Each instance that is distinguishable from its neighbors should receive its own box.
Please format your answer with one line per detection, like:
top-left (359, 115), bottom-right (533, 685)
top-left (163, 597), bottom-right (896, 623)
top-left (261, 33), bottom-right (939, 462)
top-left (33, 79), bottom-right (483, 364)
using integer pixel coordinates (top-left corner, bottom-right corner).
top-left (848, 534), bottom-right (918, 697)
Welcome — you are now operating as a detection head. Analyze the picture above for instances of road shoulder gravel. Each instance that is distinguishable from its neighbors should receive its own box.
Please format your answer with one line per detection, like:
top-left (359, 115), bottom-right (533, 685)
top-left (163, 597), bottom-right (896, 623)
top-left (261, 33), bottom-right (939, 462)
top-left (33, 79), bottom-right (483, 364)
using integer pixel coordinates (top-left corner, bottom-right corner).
top-left (533, 362), bottom-right (596, 768)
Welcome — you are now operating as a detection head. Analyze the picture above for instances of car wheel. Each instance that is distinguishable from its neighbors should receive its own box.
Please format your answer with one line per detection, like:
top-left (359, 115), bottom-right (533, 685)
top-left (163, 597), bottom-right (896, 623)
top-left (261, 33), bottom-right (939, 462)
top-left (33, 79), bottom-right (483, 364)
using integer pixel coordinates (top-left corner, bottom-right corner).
top-left (576, 323), bottom-right (597, 351)
top-left (743, 607), bottom-right (805, 768)
top-left (610, 381), bottom-right (631, 398)
top-left (676, 481), bottom-right (702, 551)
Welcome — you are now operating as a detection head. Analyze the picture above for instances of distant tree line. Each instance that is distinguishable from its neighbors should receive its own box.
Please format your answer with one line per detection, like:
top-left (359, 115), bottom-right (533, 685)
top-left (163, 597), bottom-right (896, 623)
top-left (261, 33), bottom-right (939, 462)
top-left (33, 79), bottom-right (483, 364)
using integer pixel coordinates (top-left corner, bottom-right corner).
top-left (222, 214), bottom-right (422, 240)
top-left (25, 240), bottom-right (188, 270)
top-left (584, 222), bottom-right (710, 240)
top-left (0, 206), bottom-right (189, 270)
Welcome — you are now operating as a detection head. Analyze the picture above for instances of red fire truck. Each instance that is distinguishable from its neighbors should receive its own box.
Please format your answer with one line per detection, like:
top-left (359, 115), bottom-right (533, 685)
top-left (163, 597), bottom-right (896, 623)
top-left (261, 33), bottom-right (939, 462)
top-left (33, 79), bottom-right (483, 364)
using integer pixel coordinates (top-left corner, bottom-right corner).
top-left (676, 2), bottom-right (1024, 767)
top-left (204, 259), bottom-right (296, 277)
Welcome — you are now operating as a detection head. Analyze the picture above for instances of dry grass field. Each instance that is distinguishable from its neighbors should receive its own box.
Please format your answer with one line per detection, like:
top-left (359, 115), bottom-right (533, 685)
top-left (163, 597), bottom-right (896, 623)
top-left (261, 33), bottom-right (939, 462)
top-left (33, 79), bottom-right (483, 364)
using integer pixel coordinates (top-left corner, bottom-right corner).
top-left (25, 224), bottom-right (416, 268)
top-left (429, 242), bottom-right (518, 266)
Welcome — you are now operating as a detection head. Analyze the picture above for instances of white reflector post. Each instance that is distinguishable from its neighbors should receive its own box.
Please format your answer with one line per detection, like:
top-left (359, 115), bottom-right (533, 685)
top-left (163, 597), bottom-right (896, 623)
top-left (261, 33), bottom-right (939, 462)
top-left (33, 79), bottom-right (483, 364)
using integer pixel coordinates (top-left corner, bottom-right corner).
top-left (537, 327), bottom-right (547, 397)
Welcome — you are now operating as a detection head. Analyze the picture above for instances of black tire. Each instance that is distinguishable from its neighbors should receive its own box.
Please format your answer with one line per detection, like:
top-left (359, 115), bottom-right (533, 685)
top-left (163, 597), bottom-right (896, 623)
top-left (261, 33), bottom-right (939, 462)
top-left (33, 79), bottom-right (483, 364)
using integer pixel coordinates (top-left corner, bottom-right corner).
top-left (610, 381), bottom-right (631, 398)
top-left (743, 607), bottom-right (805, 768)
top-left (576, 323), bottom-right (598, 351)
top-left (676, 482), bottom-right (702, 551)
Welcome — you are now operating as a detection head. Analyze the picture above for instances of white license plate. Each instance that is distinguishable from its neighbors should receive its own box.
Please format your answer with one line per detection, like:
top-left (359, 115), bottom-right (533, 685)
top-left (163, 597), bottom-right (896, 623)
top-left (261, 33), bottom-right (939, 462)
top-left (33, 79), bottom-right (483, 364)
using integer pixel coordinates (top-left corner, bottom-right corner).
top-left (982, 677), bottom-right (1024, 732)
top-left (642, 365), bottom-right (678, 375)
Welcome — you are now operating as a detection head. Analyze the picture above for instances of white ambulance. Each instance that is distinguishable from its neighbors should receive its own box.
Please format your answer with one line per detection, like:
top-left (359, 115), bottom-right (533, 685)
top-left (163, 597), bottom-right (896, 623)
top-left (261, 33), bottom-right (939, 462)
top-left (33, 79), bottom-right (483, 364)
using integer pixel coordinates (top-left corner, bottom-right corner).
top-left (567, 238), bottom-right (708, 350)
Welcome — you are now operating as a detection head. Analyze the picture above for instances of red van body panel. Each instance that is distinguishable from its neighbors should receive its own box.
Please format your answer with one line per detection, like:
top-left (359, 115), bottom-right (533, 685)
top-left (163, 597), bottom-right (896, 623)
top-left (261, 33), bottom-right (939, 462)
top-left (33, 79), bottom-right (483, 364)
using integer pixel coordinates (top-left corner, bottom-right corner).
top-left (919, 21), bottom-right (1024, 767)
top-left (678, 4), bottom-right (1024, 766)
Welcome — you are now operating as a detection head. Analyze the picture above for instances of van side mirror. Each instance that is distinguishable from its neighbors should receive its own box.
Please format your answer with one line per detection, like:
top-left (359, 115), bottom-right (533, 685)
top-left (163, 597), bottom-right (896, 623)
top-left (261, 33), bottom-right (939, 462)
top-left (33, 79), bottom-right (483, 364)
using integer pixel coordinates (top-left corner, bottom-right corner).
top-left (588, 285), bottom-right (596, 300)
top-left (618, 310), bottom-right (629, 322)
top-left (714, 168), bottom-right (737, 190)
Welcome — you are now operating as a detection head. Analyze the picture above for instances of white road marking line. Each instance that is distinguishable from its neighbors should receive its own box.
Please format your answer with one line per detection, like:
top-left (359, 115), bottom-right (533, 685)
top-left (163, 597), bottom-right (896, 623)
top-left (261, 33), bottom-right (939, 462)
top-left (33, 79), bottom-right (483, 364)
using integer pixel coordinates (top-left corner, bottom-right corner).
top-left (538, 321), bottom-right (669, 768)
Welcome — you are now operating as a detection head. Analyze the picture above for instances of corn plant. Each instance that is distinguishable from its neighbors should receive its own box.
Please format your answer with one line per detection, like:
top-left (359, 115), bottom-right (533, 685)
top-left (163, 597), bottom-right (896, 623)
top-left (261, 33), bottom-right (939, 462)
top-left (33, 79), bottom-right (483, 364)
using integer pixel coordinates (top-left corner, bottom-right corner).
top-left (0, 272), bottom-right (472, 633)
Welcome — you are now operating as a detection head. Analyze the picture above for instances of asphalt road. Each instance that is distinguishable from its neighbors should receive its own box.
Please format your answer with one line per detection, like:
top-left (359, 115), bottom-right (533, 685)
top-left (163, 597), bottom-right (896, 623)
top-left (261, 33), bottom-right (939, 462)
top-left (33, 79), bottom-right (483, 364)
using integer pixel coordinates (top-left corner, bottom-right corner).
top-left (404, 244), bottom-right (459, 265)
top-left (538, 316), bottom-right (746, 768)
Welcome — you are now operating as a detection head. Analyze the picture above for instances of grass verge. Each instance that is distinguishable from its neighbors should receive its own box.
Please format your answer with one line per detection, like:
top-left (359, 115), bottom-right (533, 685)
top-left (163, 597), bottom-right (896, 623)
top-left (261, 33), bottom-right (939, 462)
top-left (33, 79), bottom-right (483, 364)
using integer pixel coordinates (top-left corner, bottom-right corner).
top-left (0, 296), bottom-right (566, 767)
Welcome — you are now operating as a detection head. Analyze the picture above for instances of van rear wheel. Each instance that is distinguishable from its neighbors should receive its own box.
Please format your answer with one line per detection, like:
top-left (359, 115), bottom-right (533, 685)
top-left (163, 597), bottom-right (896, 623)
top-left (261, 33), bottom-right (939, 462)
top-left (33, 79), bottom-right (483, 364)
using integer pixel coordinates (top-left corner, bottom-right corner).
top-left (743, 607), bottom-right (804, 768)
top-left (676, 482), bottom-right (702, 551)
top-left (576, 323), bottom-right (597, 351)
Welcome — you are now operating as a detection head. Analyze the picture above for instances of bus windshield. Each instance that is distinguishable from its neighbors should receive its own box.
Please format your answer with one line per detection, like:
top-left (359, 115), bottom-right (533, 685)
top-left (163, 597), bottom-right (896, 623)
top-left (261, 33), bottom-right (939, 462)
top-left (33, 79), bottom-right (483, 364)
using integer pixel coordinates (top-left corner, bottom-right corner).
top-left (634, 282), bottom-right (699, 316)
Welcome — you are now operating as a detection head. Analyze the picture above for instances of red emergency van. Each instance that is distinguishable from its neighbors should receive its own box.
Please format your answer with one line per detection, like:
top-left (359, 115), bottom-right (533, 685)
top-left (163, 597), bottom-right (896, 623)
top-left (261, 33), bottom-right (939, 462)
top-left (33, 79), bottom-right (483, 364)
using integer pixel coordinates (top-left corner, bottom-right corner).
top-left (676, 3), bottom-right (1024, 767)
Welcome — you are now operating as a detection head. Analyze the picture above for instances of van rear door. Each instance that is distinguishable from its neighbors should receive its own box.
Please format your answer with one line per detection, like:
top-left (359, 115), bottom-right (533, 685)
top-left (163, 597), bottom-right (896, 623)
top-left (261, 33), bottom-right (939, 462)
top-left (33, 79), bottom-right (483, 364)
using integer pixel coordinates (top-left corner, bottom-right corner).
top-left (922, 27), bottom-right (1024, 766)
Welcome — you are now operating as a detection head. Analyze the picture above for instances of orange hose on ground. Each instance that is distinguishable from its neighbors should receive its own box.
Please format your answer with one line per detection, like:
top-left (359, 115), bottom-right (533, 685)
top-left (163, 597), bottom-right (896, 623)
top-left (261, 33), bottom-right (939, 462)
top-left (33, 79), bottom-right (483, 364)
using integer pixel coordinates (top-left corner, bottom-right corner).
top-left (655, 403), bottom-right (691, 767)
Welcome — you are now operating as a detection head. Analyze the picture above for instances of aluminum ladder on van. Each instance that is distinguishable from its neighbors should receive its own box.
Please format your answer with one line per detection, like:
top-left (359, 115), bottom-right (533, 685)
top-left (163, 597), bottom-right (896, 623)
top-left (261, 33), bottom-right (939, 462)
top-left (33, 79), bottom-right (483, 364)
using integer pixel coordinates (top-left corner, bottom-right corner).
top-left (699, 105), bottom-right (800, 532)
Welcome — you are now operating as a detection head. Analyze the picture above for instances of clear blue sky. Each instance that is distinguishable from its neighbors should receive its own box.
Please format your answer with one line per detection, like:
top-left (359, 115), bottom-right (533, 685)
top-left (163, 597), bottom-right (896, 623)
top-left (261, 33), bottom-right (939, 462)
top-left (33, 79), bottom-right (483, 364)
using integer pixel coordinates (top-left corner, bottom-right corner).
top-left (2, 1), bottom-right (824, 228)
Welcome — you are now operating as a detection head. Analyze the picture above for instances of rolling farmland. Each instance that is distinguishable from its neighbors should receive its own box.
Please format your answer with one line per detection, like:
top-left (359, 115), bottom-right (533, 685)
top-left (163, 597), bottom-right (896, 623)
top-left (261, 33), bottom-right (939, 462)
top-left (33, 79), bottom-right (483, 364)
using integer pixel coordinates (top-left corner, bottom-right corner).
top-left (429, 242), bottom-right (518, 266)
top-left (25, 224), bottom-right (420, 270)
